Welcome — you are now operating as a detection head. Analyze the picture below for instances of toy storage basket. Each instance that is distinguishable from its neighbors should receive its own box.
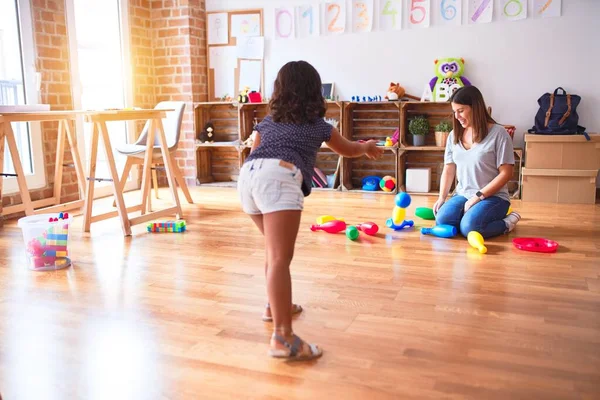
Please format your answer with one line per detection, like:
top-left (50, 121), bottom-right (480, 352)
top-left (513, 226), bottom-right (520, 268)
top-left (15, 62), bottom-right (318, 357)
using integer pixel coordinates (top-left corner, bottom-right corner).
top-left (17, 213), bottom-right (72, 271)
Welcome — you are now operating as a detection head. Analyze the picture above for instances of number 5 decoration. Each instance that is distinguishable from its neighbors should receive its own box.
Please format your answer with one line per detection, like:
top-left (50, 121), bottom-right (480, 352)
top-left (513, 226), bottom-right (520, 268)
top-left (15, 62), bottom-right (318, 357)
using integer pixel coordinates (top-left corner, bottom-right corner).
top-left (409, 0), bottom-right (431, 28)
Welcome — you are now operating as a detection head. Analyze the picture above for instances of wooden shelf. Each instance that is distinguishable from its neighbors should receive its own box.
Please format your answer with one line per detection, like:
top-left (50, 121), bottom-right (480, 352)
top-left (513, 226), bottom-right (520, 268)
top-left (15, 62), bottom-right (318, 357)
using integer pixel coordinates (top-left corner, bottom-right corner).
top-left (403, 146), bottom-right (445, 151)
top-left (195, 141), bottom-right (241, 149)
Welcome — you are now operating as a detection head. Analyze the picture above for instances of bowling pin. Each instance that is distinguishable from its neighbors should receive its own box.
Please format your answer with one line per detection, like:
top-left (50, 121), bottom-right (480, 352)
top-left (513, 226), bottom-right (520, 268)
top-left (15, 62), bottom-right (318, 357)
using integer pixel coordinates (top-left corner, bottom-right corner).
top-left (421, 224), bottom-right (457, 238)
top-left (467, 231), bottom-right (487, 254)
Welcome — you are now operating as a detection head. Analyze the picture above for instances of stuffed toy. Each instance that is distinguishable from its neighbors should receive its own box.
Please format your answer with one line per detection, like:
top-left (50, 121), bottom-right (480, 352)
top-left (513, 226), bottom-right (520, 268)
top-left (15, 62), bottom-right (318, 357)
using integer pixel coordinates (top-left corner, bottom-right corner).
top-left (238, 86), bottom-right (250, 103)
top-left (198, 122), bottom-right (215, 143)
top-left (429, 58), bottom-right (471, 102)
top-left (385, 82), bottom-right (405, 101)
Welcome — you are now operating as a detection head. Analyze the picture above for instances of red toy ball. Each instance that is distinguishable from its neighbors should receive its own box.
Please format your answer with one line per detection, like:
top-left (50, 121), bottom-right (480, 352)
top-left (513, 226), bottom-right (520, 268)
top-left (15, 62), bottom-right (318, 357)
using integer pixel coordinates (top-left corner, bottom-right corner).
top-left (512, 238), bottom-right (559, 253)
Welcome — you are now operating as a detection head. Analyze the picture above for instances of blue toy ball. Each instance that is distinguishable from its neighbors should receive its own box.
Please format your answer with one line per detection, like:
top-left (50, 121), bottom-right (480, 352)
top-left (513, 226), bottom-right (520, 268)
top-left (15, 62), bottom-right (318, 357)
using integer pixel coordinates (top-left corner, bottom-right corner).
top-left (395, 192), bottom-right (411, 208)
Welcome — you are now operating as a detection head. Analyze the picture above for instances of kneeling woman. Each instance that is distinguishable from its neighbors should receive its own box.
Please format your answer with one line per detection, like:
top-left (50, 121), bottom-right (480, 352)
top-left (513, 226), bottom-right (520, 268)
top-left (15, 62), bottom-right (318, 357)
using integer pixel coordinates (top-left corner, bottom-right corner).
top-left (434, 86), bottom-right (521, 238)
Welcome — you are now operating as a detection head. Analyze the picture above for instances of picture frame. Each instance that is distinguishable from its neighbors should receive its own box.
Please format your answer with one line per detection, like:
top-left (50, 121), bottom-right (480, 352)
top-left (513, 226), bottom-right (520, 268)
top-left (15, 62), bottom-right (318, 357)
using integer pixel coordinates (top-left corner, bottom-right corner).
top-left (322, 82), bottom-right (334, 99)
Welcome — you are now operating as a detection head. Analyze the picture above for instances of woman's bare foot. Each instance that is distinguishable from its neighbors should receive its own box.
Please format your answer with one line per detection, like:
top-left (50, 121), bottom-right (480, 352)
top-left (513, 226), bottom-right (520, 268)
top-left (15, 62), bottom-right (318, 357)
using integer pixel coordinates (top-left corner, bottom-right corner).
top-left (262, 303), bottom-right (303, 322)
top-left (269, 332), bottom-right (322, 361)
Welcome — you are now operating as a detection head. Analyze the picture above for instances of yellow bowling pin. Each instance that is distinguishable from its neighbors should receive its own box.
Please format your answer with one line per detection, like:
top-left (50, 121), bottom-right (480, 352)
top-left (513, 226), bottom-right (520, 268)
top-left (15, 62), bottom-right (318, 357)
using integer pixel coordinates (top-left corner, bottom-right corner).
top-left (316, 215), bottom-right (344, 225)
top-left (506, 206), bottom-right (512, 216)
top-left (392, 206), bottom-right (406, 224)
top-left (467, 231), bottom-right (487, 254)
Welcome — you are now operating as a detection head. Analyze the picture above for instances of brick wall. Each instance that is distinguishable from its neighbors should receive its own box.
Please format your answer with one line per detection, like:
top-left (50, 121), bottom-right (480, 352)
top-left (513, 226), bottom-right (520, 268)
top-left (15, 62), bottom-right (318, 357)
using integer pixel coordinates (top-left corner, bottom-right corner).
top-left (1, 0), bottom-right (207, 221)
top-left (1, 0), bottom-right (76, 222)
top-left (151, 0), bottom-right (207, 186)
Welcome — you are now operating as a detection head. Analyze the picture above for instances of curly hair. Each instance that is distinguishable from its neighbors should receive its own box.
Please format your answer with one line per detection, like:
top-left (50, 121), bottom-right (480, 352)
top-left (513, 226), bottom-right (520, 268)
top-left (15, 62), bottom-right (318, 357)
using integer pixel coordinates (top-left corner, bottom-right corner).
top-left (268, 61), bottom-right (326, 124)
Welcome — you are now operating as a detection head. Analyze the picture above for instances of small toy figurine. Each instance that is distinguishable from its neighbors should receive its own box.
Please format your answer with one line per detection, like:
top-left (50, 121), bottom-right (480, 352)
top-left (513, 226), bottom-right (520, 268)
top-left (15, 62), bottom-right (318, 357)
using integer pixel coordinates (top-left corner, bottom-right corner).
top-left (238, 86), bottom-right (250, 103)
top-left (198, 122), bottom-right (215, 143)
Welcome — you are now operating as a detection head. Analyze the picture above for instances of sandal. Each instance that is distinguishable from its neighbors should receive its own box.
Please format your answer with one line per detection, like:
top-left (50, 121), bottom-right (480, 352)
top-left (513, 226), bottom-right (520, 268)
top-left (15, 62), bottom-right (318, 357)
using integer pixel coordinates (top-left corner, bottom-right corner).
top-left (262, 303), bottom-right (303, 322)
top-left (269, 333), bottom-right (322, 361)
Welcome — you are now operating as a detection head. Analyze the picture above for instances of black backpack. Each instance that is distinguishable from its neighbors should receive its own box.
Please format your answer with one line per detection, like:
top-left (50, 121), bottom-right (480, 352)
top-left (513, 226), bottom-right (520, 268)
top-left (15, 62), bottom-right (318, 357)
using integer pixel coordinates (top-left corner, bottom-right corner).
top-left (529, 87), bottom-right (589, 140)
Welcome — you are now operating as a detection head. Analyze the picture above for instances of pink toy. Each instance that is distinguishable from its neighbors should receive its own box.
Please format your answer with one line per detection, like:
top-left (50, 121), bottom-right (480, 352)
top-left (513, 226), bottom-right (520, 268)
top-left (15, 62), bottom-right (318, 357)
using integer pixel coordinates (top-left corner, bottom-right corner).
top-left (391, 128), bottom-right (399, 145)
top-left (310, 220), bottom-right (347, 233)
top-left (356, 222), bottom-right (379, 236)
top-left (513, 238), bottom-right (558, 253)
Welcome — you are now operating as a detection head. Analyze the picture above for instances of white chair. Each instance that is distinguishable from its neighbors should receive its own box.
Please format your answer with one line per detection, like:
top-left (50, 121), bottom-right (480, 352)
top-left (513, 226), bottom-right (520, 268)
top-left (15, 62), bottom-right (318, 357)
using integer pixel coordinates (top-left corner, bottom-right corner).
top-left (113, 101), bottom-right (193, 209)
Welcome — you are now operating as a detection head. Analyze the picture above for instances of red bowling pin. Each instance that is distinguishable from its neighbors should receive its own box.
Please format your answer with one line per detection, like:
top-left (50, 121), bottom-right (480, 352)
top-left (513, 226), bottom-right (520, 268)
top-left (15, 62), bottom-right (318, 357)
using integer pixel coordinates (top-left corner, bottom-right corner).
top-left (356, 222), bottom-right (379, 236)
top-left (310, 220), bottom-right (347, 233)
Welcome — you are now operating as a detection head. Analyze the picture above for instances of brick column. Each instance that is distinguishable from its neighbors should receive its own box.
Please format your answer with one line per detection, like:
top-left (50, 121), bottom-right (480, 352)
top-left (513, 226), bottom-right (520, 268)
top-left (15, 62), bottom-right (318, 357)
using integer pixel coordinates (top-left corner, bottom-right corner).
top-left (151, 0), bottom-right (207, 186)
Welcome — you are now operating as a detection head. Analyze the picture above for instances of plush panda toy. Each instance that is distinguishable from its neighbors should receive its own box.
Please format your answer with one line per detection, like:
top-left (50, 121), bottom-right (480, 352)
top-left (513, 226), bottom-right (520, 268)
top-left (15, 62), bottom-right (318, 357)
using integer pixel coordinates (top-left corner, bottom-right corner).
top-left (429, 58), bottom-right (471, 102)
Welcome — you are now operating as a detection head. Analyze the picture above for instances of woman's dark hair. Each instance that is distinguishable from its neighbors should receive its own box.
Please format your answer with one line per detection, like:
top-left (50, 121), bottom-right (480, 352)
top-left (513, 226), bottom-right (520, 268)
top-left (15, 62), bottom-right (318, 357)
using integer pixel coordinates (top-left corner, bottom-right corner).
top-left (449, 86), bottom-right (496, 145)
top-left (268, 60), bottom-right (326, 124)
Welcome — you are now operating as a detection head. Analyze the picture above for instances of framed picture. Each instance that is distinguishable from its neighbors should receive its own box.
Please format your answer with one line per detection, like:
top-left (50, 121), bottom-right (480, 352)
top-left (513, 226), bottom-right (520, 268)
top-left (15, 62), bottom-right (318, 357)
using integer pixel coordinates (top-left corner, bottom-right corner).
top-left (322, 83), bottom-right (334, 99)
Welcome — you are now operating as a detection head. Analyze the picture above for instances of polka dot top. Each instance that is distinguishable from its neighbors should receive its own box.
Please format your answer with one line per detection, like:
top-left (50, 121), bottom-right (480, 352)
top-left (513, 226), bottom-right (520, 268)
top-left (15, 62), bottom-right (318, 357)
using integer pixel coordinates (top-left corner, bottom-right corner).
top-left (245, 115), bottom-right (333, 196)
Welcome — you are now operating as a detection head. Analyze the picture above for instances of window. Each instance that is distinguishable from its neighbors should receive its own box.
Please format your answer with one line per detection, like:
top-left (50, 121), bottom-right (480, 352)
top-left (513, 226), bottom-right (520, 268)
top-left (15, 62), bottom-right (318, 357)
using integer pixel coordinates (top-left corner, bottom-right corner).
top-left (0, 0), bottom-right (46, 194)
top-left (66, 0), bottom-right (136, 197)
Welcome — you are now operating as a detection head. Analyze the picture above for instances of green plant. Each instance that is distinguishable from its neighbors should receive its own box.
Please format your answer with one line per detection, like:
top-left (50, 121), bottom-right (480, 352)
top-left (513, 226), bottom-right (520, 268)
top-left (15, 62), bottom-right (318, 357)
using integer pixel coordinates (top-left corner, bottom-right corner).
top-left (435, 120), bottom-right (452, 132)
top-left (409, 116), bottom-right (430, 136)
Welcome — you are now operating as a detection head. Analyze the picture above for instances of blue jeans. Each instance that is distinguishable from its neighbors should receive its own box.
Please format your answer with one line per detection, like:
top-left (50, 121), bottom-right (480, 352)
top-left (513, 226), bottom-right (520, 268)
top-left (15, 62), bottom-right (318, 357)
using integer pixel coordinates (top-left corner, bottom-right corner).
top-left (435, 195), bottom-right (510, 238)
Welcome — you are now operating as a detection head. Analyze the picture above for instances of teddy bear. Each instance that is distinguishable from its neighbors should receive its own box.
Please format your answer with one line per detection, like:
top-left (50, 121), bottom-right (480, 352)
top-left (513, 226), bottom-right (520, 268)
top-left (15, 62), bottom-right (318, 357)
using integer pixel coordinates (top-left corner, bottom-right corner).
top-left (198, 122), bottom-right (215, 143)
top-left (385, 82), bottom-right (406, 101)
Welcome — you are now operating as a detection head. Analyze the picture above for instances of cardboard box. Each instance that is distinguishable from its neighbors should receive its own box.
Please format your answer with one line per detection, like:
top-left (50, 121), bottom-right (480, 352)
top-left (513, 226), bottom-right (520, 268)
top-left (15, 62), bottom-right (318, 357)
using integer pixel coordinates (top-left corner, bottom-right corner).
top-left (525, 134), bottom-right (600, 170)
top-left (522, 168), bottom-right (598, 204)
top-left (406, 168), bottom-right (431, 193)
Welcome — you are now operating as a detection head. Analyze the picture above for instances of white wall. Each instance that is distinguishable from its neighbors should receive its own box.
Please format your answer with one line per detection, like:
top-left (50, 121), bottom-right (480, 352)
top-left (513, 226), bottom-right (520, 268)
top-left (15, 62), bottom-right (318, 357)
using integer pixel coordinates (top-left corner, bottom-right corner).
top-left (206, 0), bottom-right (600, 149)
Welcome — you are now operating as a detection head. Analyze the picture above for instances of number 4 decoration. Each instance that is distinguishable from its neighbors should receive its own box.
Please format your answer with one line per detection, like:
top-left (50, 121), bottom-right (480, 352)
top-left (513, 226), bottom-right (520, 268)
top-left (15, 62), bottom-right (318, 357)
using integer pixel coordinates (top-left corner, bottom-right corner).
top-left (379, 0), bottom-right (402, 31)
top-left (409, 0), bottom-right (431, 29)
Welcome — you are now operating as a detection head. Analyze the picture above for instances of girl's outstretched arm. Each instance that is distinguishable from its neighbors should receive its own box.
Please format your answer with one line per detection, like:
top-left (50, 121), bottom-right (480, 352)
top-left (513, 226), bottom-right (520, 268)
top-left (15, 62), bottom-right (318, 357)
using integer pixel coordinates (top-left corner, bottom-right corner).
top-left (326, 128), bottom-right (383, 159)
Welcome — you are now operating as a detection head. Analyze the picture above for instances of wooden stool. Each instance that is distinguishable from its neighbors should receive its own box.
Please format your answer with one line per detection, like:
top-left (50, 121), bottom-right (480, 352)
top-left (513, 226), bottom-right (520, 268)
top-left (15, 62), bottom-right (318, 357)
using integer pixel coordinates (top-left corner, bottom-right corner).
top-left (81, 109), bottom-right (183, 236)
top-left (0, 111), bottom-right (86, 216)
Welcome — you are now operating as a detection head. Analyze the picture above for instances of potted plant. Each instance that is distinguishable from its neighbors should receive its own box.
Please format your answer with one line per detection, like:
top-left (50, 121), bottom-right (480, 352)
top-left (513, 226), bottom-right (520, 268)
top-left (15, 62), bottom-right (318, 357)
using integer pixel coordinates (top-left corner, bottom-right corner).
top-left (408, 115), bottom-right (429, 146)
top-left (434, 120), bottom-right (452, 147)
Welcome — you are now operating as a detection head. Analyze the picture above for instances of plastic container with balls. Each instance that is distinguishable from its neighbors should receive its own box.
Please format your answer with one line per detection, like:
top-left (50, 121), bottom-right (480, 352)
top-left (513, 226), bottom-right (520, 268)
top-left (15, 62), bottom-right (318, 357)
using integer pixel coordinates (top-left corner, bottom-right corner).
top-left (17, 212), bottom-right (72, 271)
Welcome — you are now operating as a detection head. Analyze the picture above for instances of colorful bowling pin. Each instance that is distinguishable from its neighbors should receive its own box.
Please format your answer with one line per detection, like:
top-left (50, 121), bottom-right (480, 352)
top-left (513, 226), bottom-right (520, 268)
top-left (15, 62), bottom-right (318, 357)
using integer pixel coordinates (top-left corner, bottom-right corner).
top-left (467, 231), bottom-right (487, 254)
top-left (386, 218), bottom-right (414, 231)
top-left (346, 226), bottom-right (359, 240)
top-left (392, 206), bottom-right (406, 224)
top-left (356, 222), bottom-right (379, 236)
top-left (316, 215), bottom-right (344, 225)
top-left (415, 207), bottom-right (435, 220)
top-left (310, 220), bottom-right (347, 233)
top-left (421, 224), bottom-right (457, 238)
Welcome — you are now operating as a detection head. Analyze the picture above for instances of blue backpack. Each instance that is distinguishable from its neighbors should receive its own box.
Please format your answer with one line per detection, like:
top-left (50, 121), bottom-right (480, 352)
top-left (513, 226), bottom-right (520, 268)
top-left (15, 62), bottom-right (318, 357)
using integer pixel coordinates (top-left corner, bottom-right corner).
top-left (529, 87), bottom-right (589, 140)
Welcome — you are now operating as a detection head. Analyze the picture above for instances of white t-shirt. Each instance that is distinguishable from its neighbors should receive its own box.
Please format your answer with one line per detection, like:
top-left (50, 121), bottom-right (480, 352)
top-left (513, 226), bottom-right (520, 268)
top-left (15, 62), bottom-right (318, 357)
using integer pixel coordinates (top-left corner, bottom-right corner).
top-left (444, 124), bottom-right (515, 202)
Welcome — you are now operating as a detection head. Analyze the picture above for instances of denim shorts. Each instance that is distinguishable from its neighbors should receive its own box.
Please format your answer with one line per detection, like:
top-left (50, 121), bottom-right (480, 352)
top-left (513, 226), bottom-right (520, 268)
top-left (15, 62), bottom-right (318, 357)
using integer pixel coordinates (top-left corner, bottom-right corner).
top-left (237, 158), bottom-right (304, 215)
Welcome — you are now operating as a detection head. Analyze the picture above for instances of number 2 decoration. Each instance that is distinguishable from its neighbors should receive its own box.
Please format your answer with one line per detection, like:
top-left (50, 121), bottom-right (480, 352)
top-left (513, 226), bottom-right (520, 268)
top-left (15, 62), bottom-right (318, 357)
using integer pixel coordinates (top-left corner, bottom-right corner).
top-left (327, 2), bottom-right (345, 33)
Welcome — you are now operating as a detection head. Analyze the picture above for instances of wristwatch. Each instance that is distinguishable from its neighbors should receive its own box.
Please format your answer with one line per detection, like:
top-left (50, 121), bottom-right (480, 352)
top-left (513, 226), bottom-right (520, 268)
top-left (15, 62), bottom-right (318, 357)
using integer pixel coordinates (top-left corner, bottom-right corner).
top-left (476, 191), bottom-right (485, 201)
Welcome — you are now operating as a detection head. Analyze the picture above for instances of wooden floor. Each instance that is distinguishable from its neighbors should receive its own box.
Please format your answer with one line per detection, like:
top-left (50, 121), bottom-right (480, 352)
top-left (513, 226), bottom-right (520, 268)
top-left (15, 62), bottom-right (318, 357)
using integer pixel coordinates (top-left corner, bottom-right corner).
top-left (1, 187), bottom-right (599, 399)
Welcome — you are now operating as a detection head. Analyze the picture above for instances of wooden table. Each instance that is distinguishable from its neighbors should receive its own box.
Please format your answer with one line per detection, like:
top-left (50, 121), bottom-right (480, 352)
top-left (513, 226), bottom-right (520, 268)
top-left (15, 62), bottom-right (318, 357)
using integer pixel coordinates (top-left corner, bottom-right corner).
top-left (0, 111), bottom-right (86, 216)
top-left (81, 109), bottom-right (183, 236)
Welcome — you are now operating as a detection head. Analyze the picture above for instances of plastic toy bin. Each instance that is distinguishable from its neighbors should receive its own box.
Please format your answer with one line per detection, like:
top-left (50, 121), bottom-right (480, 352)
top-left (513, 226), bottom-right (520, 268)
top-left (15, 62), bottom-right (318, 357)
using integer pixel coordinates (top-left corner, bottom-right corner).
top-left (17, 213), bottom-right (72, 271)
